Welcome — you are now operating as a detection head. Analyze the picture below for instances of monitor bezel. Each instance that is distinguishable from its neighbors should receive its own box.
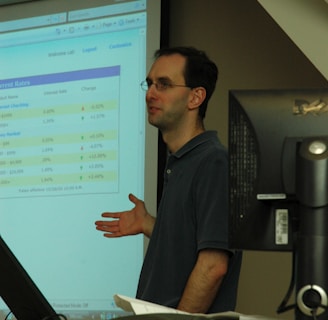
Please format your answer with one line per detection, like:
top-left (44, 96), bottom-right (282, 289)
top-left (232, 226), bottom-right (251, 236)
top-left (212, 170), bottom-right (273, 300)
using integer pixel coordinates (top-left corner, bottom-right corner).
top-left (0, 236), bottom-right (60, 320)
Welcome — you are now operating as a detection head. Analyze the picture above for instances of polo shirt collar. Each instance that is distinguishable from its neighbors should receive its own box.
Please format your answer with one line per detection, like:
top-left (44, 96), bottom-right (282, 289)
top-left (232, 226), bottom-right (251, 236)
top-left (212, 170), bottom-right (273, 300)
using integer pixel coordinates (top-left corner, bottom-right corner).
top-left (172, 130), bottom-right (218, 159)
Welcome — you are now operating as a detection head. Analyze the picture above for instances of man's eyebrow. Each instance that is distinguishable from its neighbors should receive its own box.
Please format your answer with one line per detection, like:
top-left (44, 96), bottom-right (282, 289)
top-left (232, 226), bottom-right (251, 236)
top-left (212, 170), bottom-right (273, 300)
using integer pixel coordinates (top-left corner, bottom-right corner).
top-left (147, 76), bottom-right (172, 82)
top-left (158, 76), bottom-right (171, 82)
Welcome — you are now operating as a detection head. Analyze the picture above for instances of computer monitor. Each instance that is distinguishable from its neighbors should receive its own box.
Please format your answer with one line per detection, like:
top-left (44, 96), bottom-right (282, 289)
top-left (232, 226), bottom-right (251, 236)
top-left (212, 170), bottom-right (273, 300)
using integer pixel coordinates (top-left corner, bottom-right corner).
top-left (0, 236), bottom-right (61, 320)
top-left (228, 88), bottom-right (328, 319)
top-left (228, 88), bottom-right (328, 251)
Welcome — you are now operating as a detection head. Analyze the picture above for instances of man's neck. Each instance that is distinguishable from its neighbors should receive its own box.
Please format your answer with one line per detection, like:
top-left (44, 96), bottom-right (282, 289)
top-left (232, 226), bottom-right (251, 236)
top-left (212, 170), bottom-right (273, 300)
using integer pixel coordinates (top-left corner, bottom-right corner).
top-left (162, 126), bottom-right (205, 154)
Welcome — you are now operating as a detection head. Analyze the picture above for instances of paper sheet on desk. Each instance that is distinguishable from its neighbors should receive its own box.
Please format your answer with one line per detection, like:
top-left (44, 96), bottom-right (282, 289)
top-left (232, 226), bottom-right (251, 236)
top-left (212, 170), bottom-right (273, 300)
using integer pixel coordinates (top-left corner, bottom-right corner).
top-left (114, 294), bottom-right (188, 315)
top-left (113, 294), bottom-right (282, 319)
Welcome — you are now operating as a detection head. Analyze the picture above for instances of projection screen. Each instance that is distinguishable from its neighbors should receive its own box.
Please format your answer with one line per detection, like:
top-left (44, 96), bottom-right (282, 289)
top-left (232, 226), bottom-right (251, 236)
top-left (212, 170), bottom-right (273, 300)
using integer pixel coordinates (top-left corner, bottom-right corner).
top-left (0, 0), bottom-right (160, 318)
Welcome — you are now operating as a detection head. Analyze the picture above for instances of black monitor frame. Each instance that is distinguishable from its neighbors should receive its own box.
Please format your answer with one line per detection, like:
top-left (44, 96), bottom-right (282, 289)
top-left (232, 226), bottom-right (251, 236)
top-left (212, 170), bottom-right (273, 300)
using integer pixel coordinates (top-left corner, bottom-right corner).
top-left (228, 88), bottom-right (328, 251)
top-left (228, 88), bottom-right (328, 319)
top-left (0, 236), bottom-right (61, 320)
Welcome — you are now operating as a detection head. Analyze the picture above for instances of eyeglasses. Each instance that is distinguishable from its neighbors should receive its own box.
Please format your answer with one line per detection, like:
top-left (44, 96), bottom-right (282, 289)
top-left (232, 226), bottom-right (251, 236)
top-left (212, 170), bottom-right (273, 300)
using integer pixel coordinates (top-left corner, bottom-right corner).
top-left (140, 79), bottom-right (191, 92)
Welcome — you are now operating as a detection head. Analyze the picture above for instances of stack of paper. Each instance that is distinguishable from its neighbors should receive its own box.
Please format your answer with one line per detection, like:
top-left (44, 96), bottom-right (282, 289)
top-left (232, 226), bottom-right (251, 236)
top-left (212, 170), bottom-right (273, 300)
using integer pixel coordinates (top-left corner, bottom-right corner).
top-left (114, 294), bottom-right (283, 320)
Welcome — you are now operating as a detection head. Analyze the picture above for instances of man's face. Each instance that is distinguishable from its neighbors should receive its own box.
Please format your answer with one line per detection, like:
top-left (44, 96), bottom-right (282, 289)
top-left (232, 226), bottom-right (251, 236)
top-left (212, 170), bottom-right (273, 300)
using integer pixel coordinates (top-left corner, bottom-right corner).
top-left (145, 54), bottom-right (192, 132)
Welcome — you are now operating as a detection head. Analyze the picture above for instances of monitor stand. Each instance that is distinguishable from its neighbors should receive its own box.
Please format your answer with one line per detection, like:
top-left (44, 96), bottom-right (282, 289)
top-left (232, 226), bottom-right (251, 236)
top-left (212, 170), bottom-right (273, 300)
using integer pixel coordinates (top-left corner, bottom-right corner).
top-left (294, 138), bottom-right (328, 319)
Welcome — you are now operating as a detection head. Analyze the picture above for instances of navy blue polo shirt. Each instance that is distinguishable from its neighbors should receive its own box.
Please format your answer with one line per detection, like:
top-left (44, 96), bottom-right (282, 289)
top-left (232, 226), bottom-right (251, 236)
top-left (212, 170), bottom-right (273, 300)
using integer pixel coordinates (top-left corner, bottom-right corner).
top-left (136, 131), bottom-right (242, 313)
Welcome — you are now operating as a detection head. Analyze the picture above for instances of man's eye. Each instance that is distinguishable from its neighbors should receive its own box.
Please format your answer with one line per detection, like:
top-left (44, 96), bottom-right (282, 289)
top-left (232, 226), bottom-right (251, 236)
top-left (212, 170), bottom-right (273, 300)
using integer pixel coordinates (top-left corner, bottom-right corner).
top-left (158, 81), bottom-right (171, 89)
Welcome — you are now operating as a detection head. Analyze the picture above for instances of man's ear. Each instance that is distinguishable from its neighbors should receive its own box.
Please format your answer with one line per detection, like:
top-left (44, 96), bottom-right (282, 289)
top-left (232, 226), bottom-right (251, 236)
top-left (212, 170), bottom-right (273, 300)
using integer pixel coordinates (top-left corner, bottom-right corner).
top-left (188, 87), bottom-right (206, 110)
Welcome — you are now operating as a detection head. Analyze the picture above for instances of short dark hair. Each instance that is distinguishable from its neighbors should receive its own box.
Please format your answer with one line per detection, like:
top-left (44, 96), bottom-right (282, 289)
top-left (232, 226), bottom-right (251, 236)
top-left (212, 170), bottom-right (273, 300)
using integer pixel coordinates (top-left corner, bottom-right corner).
top-left (154, 46), bottom-right (218, 119)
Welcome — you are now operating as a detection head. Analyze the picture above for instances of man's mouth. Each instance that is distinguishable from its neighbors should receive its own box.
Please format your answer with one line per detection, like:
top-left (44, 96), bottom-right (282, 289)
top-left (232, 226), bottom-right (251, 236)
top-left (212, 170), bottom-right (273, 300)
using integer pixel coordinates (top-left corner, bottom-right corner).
top-left (148, 106), bottom-right (160, 114)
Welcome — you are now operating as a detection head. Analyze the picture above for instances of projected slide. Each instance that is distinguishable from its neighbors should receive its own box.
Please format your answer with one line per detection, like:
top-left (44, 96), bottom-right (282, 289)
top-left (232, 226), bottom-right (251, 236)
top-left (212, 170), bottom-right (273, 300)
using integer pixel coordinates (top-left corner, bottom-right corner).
top-left (0, 1), bottom-right (154, 318)
top-left (0, 67), bottom-right (120, 198)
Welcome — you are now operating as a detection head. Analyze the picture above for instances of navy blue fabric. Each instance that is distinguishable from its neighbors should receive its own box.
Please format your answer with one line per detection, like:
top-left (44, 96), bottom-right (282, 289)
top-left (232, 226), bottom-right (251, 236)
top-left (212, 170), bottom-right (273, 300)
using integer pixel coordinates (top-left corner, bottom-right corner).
top-left (136, 131), bottom-right (242, 313)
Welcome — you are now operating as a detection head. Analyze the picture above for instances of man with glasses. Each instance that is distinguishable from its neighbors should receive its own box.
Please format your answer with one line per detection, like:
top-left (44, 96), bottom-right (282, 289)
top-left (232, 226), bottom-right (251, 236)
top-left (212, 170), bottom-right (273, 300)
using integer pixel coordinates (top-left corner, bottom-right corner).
top-left (95, 46), bottom-right (242, 314)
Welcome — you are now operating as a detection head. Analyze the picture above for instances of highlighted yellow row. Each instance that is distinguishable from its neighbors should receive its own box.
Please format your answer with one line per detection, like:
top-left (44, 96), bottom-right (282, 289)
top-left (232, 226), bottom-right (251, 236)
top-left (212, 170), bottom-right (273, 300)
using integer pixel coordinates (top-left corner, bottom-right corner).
top-left (0, 170), bottom-right (118, 187)
top-left (0, 150), bottom-right (117, 168)
top-left (0, 130), bottom-right (117, 149)
top-left (0, 100), bottom-right (117, 120)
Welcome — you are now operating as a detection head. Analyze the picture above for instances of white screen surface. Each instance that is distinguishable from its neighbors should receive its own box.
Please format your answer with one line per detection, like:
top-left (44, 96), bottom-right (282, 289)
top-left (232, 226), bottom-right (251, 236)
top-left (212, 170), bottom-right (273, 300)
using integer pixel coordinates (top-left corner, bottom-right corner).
top-left (0, 0), bottom-right (159, 318)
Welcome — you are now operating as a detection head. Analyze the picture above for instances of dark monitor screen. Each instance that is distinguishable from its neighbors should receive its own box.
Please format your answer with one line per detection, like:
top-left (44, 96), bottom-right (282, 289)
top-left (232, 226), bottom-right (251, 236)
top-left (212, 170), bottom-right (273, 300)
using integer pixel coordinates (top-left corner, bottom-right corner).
top-left (228, 88), bottom-right (328, 251)
top-left (0, 236), bottom-right (61, 320)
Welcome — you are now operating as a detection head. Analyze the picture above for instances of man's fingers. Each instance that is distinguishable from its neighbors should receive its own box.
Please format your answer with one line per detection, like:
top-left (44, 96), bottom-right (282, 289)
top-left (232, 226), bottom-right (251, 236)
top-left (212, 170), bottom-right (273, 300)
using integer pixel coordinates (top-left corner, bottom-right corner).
top-left (101, 212), bottom-right (121, 218)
